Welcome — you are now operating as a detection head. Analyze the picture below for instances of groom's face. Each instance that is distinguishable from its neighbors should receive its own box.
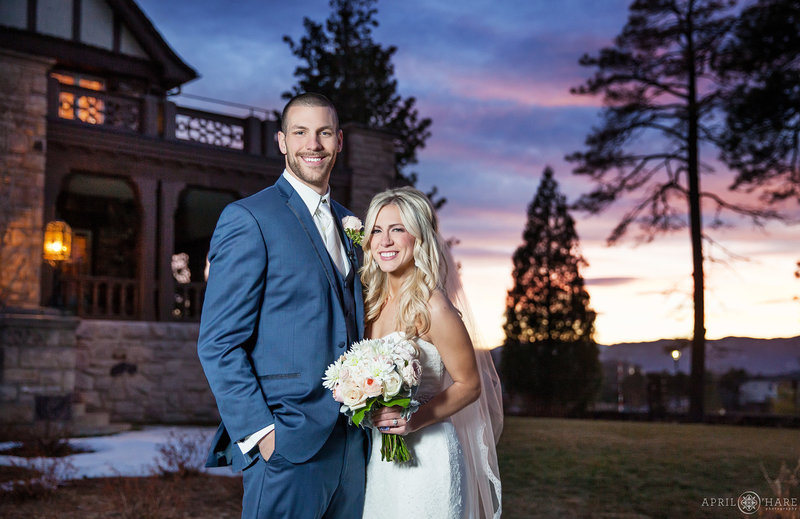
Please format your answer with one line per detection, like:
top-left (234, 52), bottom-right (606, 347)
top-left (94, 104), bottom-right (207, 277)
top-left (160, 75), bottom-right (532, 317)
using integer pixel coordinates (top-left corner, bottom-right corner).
top-left (278, 104), bottom-right (343, 195)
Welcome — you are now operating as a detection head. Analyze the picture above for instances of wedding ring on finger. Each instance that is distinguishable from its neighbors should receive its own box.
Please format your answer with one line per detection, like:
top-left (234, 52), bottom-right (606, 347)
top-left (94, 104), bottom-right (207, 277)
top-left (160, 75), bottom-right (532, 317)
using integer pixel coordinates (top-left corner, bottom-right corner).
top-left (392, 418), bottom-right (398, 426)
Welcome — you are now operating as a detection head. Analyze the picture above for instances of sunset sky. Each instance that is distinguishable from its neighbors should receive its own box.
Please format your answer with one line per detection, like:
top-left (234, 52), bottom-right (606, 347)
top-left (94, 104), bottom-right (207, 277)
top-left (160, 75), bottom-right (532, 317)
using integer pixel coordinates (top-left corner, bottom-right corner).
top-left (136, 0), bottom-right (799, 347)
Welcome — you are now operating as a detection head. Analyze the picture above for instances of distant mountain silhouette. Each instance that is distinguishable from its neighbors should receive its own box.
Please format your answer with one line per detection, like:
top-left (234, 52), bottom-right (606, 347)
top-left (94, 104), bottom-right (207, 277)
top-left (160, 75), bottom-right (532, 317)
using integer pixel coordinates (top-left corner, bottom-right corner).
top-left (598, 336), bottom-right (800, 376)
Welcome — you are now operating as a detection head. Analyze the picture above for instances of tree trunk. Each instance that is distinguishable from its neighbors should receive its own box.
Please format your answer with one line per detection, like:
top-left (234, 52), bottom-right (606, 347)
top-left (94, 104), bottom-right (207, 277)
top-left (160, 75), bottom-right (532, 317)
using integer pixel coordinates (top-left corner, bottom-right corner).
top-left (686, 1), bottom-right (706, 423)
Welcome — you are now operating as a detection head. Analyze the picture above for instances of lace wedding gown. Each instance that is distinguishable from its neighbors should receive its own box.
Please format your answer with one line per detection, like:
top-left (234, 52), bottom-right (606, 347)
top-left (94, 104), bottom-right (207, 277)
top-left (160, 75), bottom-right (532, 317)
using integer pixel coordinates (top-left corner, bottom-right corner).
top-left (362, 332), bottom-right (467, 519)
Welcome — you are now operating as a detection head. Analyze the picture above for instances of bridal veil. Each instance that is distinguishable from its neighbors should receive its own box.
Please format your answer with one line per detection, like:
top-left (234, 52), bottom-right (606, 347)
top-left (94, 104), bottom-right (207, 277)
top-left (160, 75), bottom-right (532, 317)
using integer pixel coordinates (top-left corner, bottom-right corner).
top-left (443, 247), bottom-right (503, 519)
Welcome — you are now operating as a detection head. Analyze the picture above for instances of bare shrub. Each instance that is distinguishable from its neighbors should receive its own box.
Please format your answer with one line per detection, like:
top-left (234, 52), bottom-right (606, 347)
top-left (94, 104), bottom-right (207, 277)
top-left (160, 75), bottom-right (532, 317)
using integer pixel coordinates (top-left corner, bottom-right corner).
top-left (103, 475), bottom-right (187, 519)
top-left (760, 458), bottom-right (800, 519)
top-left (0, 421), bottom-right (79, 502)
top-left (153, 429), bottom-right (211, 478)
top-left (0, 456), bottom-right (76, 501)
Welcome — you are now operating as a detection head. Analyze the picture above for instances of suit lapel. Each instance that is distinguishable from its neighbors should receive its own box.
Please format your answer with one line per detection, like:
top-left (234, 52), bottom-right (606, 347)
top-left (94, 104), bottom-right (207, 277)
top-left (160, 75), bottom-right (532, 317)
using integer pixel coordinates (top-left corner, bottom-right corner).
top-left (330, 202), bottom-right (365, 341)
top-left (278, 177), bottom-right (345, 310)
top-left (330, 203), bottom-right (358, 274)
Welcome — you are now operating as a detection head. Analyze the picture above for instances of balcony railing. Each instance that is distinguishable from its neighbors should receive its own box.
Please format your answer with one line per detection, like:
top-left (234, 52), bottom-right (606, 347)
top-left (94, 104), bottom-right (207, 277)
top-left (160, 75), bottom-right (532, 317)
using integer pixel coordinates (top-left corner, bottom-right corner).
top-left (63, 276), bottom-right (139, 320)
top-left (61, 276), bottom-right (207, 322)
top-left (47, 78), bottom-right (281, 158)
top-left (55, 83), bottom-right (141, 131)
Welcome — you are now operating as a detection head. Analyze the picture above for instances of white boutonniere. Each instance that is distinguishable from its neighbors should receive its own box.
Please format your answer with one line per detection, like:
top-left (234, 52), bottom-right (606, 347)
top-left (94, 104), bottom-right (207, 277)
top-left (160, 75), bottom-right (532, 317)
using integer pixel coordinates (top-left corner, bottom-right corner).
top-left (342, 216), bottom-right (364, 246)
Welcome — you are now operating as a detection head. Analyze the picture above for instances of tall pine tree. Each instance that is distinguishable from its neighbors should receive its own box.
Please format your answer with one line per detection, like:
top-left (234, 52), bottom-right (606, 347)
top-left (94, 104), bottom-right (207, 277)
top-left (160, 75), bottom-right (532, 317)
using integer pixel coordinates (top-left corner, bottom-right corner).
top-left (282, 0), bottom-right (438, 202)
top-left (715, 0), bottom-right (800, 202)
top-left (502, 167), bottom-right (600, 416)
top-left (567, 0), bottom-right (783, 421)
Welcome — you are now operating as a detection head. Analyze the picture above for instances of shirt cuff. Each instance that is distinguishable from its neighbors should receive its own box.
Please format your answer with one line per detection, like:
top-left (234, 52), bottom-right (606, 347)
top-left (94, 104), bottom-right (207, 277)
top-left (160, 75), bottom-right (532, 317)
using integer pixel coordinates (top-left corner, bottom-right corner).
top-left (237, 424), bottom-right (274, 455)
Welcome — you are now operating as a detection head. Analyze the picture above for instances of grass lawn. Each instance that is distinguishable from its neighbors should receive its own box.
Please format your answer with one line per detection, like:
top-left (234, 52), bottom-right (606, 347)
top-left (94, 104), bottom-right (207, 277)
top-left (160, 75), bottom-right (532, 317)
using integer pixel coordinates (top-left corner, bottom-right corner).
top-left (2, 417), bottom-right (798, 517)
top-left (498, 417), bottom-right (800, 519)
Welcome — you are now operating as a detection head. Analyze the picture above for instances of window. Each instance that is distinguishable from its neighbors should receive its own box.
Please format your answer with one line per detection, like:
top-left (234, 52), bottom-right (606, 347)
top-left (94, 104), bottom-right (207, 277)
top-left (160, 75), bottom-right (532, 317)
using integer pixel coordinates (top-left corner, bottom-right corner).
top-left (51, 72), bottom-right (106, 124)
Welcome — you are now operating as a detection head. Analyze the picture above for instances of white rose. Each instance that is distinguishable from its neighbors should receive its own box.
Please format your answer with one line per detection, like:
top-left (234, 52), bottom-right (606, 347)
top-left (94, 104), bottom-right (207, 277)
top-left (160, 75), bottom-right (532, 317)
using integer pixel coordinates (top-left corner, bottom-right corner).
top-left (362, 376), bottom-right (383, 398)
top-left (341, 381), bottom-right (368, 410)
top-left (382, 371), bottom-right (403, 399)
top-left (342, 215), bottom-right (363, 232)
top-left (402, 358), bottom-right (422, 387)
top-left (393, 340), bottom-right (417, 363)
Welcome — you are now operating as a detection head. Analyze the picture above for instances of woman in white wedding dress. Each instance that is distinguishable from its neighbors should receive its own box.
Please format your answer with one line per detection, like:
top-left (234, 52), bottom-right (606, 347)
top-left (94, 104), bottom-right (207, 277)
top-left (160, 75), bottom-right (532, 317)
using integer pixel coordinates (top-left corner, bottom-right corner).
top-left (359, 187), bottom-right (502, 519)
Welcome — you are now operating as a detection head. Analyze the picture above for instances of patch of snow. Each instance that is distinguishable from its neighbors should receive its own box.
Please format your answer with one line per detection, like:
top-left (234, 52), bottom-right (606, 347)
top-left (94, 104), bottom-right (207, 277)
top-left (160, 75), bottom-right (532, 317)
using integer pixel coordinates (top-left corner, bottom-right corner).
top-left (0, 426), bottom-right (236, 479)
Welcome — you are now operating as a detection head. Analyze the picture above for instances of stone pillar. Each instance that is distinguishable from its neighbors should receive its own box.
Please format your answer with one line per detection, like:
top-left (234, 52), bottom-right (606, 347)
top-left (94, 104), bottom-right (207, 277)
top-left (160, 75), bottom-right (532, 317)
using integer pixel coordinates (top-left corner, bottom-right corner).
top-left (0, 310), bottom-right (79, 431)
top-left (341, 123), bottom-right (397, 219)
top-left (0, 50), bottom-right (54, 309)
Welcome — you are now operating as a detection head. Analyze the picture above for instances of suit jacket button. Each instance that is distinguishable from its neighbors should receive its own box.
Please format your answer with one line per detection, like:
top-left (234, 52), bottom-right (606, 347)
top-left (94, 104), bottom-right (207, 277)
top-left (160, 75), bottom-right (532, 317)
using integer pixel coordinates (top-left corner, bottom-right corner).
top-left (337, 342), bottom-right (345, 349)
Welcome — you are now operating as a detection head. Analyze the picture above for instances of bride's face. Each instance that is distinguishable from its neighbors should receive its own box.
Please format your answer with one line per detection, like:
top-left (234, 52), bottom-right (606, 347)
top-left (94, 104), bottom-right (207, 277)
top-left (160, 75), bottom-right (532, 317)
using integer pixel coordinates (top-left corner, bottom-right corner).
top-left (370, 204), bottom-right (416, 277)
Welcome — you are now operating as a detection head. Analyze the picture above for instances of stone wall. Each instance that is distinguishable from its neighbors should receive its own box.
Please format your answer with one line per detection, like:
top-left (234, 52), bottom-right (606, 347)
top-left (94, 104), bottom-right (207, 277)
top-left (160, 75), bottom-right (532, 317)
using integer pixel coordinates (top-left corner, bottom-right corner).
top-left (0, 310), bottom-right (78, 428)
top-left (0, 50), bottom-right (53, 309)
top-left (75, 320), bottom-right (219, 424)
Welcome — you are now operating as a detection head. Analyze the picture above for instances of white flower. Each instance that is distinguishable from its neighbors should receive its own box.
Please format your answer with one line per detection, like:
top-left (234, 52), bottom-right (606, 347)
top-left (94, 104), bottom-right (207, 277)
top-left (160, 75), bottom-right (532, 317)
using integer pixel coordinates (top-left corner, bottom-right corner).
top-left (342, 216), bottom-right (364, 245)
top-left (322, 356), bottom-right (344, 390)
top-left (401, 358), bottom-right (422, 387)
top-left (341, 381), bottom-right (368, 410)
top-left (392, 339), bottom-right (417, 363)
top-left (382, 371), bottom-right (403, 399)
top-left (342, 216), bottom-right (362, 232)
top-left (362, 376), bottom-right (383, 398)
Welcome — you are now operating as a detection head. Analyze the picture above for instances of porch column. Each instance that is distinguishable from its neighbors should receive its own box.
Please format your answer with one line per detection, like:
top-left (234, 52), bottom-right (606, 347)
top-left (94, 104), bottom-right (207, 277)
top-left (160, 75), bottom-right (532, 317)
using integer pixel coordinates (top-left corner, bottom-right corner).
top-left (158, 180), bottom-right (185, 321)
top-left (134, 178), bottom-right (157, 321)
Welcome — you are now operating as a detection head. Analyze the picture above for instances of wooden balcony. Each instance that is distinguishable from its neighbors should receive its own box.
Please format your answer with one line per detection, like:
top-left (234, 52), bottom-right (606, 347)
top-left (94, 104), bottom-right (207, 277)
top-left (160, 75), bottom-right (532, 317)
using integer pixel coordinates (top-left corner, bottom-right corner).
top-left (63, 276), bottom-right (139, 320)
top-left (47, 77), bottom-right (281, 158)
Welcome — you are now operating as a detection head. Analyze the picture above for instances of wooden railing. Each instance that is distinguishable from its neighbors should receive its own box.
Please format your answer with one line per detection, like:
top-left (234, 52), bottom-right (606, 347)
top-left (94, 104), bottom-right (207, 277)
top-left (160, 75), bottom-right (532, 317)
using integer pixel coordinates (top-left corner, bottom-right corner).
top-left (62, 276), bottom-right (207, 321)
top-left (63, 276), bottom-right (139, 320)
top-left (54, 83), bottom-right (143, 132)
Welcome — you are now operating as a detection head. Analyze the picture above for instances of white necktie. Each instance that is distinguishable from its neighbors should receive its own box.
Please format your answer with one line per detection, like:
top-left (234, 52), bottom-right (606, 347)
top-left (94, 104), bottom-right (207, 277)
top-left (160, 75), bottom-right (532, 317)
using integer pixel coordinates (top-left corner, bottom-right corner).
top-left (315, 199), bottom-right (347, 275)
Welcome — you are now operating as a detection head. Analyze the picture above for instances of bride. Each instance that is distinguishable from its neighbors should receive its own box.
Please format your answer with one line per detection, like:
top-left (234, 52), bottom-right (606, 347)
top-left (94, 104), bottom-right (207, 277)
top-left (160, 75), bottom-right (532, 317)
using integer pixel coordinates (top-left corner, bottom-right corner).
top-left (359, 187), bottom-right (502, 519)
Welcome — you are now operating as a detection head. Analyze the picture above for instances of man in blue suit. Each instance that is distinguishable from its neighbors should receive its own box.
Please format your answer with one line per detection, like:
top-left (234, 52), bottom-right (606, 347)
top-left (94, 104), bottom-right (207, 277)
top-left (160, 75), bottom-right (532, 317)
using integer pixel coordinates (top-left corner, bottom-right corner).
top-left (198, 93), bottom-right (367, 518)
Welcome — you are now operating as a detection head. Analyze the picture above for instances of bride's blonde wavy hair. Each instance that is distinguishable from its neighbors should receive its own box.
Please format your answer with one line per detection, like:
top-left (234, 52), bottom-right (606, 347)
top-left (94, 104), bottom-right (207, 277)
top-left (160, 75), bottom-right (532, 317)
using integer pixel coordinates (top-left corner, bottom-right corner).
top-left (361, 187), bottom-right (450, 339)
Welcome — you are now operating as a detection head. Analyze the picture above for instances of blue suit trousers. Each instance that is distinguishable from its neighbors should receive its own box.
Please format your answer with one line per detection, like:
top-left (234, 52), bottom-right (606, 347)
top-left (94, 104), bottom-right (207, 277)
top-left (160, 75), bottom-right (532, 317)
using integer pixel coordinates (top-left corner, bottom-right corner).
top-left (241, 415), bottom-right (367, 519)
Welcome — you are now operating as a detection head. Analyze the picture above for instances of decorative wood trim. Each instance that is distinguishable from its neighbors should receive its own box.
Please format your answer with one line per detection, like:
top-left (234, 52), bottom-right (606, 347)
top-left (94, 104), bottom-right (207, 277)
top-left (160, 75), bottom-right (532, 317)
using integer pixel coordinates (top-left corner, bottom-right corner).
top-left (1, 28), bottom-right (160, 86)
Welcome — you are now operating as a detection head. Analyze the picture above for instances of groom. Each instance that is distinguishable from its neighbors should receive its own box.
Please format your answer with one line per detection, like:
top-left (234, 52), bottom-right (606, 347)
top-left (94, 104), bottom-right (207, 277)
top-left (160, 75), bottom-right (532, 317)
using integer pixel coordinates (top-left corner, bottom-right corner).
top-left (198, 92), bottom-right (366, 518)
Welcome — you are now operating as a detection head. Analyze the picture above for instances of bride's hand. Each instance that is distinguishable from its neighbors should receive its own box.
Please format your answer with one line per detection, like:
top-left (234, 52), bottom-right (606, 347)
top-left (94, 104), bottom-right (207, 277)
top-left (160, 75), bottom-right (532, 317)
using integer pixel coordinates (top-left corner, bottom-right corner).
top-left (372, 405), bottom-right (412, 435)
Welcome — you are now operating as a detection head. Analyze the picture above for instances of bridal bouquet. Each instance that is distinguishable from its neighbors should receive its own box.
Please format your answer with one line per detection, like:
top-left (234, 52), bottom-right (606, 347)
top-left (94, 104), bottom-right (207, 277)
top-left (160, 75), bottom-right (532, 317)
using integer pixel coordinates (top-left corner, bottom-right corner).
top-left (322, 335), bottom-right (422, 462)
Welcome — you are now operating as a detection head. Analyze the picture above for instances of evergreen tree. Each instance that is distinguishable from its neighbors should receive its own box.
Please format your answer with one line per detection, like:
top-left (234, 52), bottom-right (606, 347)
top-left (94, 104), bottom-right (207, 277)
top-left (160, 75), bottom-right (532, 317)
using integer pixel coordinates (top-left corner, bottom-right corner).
top-left (502, 167), bottom-right (600, 416)
top-left (566, 0), bottom-right (780, 421)
top-left (282, 0), bottom-right (439, 203)
top-left (715, 0), bottom-right (800, 202)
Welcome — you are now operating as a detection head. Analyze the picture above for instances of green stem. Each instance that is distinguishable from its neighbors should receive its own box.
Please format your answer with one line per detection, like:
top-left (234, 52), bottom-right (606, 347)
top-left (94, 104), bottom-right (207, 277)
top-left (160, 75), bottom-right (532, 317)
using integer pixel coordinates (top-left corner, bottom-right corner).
top-left (381, 433), bottom-right (411, 463)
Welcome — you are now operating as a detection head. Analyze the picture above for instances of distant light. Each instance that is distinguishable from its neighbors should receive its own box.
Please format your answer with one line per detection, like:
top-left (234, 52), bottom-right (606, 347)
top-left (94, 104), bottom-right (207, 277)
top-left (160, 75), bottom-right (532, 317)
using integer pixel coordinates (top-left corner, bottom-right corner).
top-left (671, 349), bottom-right (681, 361)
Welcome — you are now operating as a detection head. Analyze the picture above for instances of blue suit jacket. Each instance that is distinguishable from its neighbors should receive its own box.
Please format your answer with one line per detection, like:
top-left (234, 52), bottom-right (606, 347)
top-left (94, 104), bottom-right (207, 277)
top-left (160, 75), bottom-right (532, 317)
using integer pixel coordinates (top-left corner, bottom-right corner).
top-left (198, 175), bottom-right (365, 470)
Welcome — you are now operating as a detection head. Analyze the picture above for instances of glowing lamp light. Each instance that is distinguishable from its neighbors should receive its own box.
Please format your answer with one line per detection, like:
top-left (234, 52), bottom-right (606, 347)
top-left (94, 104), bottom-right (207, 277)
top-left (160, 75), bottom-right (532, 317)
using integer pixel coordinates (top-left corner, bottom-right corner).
top-left (671, 349), bottom-right (682, 361)
top-left (43, 220), bottom-right (72, 263)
